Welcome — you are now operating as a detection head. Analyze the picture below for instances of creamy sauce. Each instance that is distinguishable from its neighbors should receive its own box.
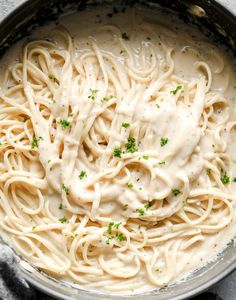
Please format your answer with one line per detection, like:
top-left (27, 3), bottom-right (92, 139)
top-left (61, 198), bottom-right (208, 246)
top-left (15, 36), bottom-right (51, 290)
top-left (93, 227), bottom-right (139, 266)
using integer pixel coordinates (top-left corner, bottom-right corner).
top-left (0, 6), bottom-right (236, 294)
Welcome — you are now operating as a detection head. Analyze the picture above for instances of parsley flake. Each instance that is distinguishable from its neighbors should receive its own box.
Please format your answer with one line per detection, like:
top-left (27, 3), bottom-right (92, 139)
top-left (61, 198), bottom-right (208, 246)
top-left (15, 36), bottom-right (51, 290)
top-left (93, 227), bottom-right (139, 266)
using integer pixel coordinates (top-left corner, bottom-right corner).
top-left (115, 232), bottom-right (126, 242)
top-left (58, 119), bottom-right (70, 129)
top-left (127, 183), bottom-right (133, 188)
top-left (122, 122), bottom-right (130, 129)
top-left (170, 85), bottom-right (182, 95)
top-left (160, 137), bottom-right (168, 147)
top-left (31, 136), bottom-right (43, 149)
top-left (123, 204), bottom-right (129, 210)
top-left (59, 216), bottom-right (67, 223)
top-left (48, 74), bottom-right (56, 82)
top-left (101, 95), bottom-right (113, 102)
top-left (136, 208), bottom-right (145, 216)
top-left (144, 202), bottom-right (152, 209)
top-left (62, 184), bottom-right (69, 195)
top-left (107, 221), bottom-right (121, 234)
top-left (172, 188), bottom-right (181, 196)
top-left (113, 147), bottom-right (122, 158)
top-left (79, 171), bottom-right (87, 180)
top-left (143, 155), bottom-right (149, 160)
top-left (88, 88), bottom-right (98, 100)
top-left (122, 32), bottom-right (129, 40)
top-left (125, 137), bottom-right (137, 153)
top-left (221, 170), bottom-right (230, 184)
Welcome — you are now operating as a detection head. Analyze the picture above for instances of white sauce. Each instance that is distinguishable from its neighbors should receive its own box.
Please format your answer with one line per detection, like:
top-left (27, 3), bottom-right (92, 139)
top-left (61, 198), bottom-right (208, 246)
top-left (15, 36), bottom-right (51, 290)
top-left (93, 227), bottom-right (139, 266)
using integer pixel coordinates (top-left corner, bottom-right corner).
top-left (0, 5), bottom-right (236, 295)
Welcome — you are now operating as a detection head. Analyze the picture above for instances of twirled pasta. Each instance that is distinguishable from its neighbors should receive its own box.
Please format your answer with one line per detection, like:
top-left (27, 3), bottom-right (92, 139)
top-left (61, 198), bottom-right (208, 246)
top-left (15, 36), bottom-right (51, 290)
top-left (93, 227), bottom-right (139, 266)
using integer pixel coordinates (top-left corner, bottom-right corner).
top-left (0, 7), bottom-right (236, 294)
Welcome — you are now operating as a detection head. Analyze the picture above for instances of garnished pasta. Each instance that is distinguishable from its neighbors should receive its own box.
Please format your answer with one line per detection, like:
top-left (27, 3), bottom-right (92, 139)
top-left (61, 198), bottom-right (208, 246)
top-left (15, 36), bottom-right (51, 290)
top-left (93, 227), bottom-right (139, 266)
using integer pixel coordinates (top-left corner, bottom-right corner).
top-left (0, 7), bottom-right (236, 294)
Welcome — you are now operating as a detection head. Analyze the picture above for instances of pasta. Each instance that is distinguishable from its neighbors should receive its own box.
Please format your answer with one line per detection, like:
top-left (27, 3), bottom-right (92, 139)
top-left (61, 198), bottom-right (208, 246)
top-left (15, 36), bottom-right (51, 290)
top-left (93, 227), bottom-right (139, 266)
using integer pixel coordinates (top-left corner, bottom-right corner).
top-left (0, 6), bottom-right (236, 294)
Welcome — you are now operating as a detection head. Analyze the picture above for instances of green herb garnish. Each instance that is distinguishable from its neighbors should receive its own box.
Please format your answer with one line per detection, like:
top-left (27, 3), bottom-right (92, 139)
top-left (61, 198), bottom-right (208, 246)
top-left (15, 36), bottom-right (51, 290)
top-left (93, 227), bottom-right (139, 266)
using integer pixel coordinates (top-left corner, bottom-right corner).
top-left (31, 136), bottom-right (43, 149)
top-left (172, 188), bottom-right (181, 196)
top-left (221, 170), bottom-right (230, 184)
top-left (115, 232), bottom-right (126, 242)
top-left (122, 122), bottom-right (130, 128)
top-left (59, 216), bottom-right (67, 223)
top-left (59, 203), bottom-right (63, 210)
top-left (144, 202), bottom-right (152, 210)
top-left (62, 184), bottom-right (69, 195)
top-left (123, 204), bottom-right (128, 210)
top-left (127, 183), bottom-right (133, 188)
top-left (88, 88), bottom-right (98, 100)
top-left (58, 119), bottom-right (70, 129)
top-left (136, 208), bottom-right (145, 216)
top-left (160, 137), bottom-right (168, 147)
top-left (122, 32), bottom-right (129, 40)
top-left (79, 171), bottom-right (87, 180)
top-left (170, 85), bottom-right (182, 95)
top-left (48, 74), bottom-right (56, 82)
top-left (156, 104), bottom-right (160, 108)
top-left (143, 155), bottom-right (149, 160)
top-left (158, 161), bottom-right (165, 165)
top-left (107, 221), bottom-right (121, 234)
top-left (113, 147), bottom-right (122, 158)
top-left (101, 95), bottom-right (113, 102)
top-left (125, 137), bottom-right (137, 153)
top-left (106, 236), bottom-right (114, 245)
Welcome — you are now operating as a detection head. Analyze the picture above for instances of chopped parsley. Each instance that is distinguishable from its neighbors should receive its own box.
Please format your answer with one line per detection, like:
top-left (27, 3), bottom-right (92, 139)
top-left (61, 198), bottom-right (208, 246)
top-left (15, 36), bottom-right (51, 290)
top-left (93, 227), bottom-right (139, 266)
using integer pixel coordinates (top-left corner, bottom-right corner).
top-left (170, 85), bottom-right (182, 95)
top-left (107, 221), bottom-right (121, 234)
top-left (158, 161), bottom-right (165, 165)
top-left (48, 74), bottom-right (56, 81)
top-left (127, 183), bottom-right (133, 188)
top-left (88, 88), bottom-right (98, 100)
top-left (143, 155), bottom-right (149, 160)
top-left (122, 32), bottom-right (129, 40)
top-left (221, 170), bottom-right (230, 184)
top-left (144, 202), bottom-right (152, 209)
top-left (59, 216), bottom-right (67, 223)
top-left (106, 236), bottom-right (114, 245)
top-left (156, 104), bottom-right (160, 109)
top-left (233, 178), bottom-right (236, 182)
top-left (115, 232), bottom-right (126, 242)
top-left (101, 95), bottom-right (113, 102)
top-left (59, 203), bottom-right (63, 210)
top-left (123, 204), bottom-right (129, 210)
top-left (32, 226), bottom-right (36, 230)
top-left (125, 137), bottom-right (137, 153)
top-left (70, 233), bottom-right (78, 239)
top-left (62, 184), bottom-right (69, 195)
top-left (172, 188), bottom-right (181, 196)
top-left (160, 137), bottom-right (168, 147)
top-left (113, 147), bottom-right (122, 158)
top-left (79, 170), bottom-right (87, 180)
top-left (58, 119), bottom-right (70, 129)
top-left (31, 136), bottom-right (43, 149)
top-left (136, 208), bottom-right (145, 216)
top-left (122, 122), bottom-right (130, 128)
